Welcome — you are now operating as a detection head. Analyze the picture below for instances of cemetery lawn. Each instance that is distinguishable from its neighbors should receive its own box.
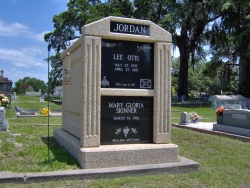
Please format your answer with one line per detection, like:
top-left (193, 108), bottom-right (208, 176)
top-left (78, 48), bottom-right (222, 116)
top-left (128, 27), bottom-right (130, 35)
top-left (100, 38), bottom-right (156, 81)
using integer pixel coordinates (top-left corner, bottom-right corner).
top-left (1, 96), bottom-right (249, 187)
top-left (171, 106), bottom-right (216, 123)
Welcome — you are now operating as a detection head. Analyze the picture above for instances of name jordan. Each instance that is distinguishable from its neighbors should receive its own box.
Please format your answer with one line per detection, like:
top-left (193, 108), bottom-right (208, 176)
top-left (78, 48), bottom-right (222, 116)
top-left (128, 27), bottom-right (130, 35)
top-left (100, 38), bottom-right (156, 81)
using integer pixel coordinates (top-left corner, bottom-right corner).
top-left (113, 23), bottom-right (147, 35)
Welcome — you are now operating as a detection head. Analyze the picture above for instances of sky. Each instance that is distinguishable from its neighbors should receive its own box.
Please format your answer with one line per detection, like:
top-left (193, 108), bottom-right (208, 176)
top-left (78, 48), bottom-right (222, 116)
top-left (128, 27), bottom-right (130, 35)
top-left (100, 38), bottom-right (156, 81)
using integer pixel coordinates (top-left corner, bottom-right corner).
top-left (0, 0), bottom-right (69, 87)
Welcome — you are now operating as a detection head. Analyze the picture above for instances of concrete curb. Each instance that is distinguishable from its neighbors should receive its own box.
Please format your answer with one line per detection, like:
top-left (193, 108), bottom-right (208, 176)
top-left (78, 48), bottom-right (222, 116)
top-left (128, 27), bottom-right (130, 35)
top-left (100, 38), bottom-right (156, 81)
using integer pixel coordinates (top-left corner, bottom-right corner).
top-left (172, 124), bottom-right (250, 142)
top-left (16, 112), bottom-right (62, 118)
top-left (0, 156), bottom-right (199, 183)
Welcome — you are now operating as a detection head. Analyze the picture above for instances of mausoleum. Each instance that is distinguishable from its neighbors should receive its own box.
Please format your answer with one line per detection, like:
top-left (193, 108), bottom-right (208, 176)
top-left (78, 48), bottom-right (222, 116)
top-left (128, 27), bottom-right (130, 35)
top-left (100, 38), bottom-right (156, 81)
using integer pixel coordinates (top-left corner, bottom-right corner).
top-left (0, 69), bottom-right (12, 108)
top-left (54, 16), bottom-right (198, 171)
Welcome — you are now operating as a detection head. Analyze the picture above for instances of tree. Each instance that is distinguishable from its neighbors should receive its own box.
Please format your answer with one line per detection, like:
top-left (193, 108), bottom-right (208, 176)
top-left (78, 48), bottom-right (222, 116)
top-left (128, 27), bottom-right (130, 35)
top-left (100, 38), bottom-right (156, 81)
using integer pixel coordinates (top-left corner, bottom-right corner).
top-left (171, 57), bottom-right (180, 96)
top-left (13, 77), bottom-right (47, 95)
top-left (218, 0), bottom-right (250, 97)
top-left (44, 0), bottom-right (134, 90)
top-left (44, 0), bottom-right (108, 91)
top-left (108, 0), bottom-right (134, 17)
top-left (158, 0), bottom-right (227, 97)
top-left (134, 0), bottom-right (230, 97)
top-left (48, 52), bottom-right (63, 92)
top-left (46, 0), bottom-right (243, 97)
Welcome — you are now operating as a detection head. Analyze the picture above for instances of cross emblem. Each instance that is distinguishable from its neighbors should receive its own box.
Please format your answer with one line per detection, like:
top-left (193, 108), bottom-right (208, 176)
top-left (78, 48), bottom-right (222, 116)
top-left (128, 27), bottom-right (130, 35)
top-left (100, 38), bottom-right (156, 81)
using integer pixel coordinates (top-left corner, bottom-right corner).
top-left (0, 69), bottom-right (4, 77)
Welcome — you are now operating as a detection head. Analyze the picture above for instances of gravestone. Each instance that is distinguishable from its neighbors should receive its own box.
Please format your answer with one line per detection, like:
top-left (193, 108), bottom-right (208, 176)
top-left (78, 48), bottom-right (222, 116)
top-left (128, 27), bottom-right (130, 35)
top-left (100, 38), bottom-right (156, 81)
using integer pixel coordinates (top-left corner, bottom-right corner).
top-left (39, 97), bottom-right (44, 102)
top-left (13, 92), bottom-right (19, 103)
top-left (54, 16), bottom-right (181, 169)
top-left (179, 112), bottom-right (190, 125)
top-left (209, 95), bottom-right (246, 110)
top-left (13, 92), bottom-right (16, 101)
top-left (0, 69), bottom-right (12, 108)
top-left (15, 106), bottom-right (22, 112)
top-left (0, 107), bottom-right (8, 131)
top-left (213, 109), bottom-right (250, 137)
top-left (15, 96), bottom-right (19, 103)
top-left (20, 109), bottom-right (31, 115)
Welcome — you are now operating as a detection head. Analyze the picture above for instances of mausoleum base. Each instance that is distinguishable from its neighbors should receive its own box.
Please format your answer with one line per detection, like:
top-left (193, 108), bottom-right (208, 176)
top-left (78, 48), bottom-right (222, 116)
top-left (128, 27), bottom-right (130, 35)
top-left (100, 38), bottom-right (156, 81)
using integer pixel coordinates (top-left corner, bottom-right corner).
top-left (54, 129), bottom-right (179, 169)
top-left (213, 124), bottom-right (250, 137)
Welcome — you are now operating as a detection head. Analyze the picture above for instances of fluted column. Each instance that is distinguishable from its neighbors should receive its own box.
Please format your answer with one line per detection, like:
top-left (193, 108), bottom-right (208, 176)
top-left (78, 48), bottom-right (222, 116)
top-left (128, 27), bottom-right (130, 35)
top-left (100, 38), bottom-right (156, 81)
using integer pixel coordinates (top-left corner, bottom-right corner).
top-left (153, 42), bottom-right (172, 144)
top-left (80, 36), bottom-right (101, 147)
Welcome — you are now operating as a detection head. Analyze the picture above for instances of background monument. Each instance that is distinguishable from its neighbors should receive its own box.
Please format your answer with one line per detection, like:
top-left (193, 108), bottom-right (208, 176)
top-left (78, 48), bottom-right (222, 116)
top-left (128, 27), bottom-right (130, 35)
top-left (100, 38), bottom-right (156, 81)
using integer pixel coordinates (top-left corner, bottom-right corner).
top-left (0, 69), bottom-right (12, 108)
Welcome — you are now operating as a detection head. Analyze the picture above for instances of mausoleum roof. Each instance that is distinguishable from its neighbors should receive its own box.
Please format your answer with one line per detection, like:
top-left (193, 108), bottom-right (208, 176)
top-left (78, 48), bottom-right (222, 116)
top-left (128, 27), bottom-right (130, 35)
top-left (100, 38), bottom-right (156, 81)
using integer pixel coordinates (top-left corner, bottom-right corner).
top-left (0, 69), bottom-right (12, 83)
top-left (81, 16), bottom-right (172, 43)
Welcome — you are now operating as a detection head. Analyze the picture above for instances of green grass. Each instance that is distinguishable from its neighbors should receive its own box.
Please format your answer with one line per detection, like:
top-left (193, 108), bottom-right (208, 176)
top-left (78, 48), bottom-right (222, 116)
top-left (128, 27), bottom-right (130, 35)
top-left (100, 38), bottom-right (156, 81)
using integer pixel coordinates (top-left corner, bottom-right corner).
top-left (171, 106), bottom-right (216, 123)
top-left (1, 96), bottom-right (250, 187)
top-left (1, 95), bottom-right (77, 173)
top-left (12, 95), bottom-right (62, 109)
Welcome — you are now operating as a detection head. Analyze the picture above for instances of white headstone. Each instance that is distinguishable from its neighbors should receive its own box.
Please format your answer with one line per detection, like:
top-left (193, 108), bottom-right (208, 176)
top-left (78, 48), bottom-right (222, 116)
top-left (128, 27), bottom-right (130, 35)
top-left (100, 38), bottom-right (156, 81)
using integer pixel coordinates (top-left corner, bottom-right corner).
top-left (15, 96), bottom-right (19, 103)
top-left (179, 112), bottom-right (190, 125)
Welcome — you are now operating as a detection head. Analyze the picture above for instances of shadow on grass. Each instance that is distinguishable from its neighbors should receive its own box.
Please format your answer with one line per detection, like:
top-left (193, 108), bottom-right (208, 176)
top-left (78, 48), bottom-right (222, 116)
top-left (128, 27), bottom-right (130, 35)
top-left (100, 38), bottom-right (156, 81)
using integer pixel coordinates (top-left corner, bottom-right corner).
top-left (40, 136), bottom-right (80, 167)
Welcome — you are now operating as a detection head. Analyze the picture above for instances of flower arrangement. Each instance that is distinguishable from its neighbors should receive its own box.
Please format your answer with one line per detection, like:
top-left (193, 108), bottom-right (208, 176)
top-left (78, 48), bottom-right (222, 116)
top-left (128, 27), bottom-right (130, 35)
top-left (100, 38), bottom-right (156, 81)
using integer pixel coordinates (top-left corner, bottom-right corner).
top-left (39, 107), bottom-right (51, 116)
top-left (216, 106), bottom-right (225, 116)
top-left (189, 112), bottom-right (200, 123)
top-left (0, 94), bottom-right (9, 108)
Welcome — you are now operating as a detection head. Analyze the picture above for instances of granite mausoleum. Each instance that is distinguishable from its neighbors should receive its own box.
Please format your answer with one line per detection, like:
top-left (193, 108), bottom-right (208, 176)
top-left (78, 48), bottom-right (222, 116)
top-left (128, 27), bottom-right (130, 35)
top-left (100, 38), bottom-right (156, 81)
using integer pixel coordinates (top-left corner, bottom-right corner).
top-left (54, 17), bottom-right (198, 170)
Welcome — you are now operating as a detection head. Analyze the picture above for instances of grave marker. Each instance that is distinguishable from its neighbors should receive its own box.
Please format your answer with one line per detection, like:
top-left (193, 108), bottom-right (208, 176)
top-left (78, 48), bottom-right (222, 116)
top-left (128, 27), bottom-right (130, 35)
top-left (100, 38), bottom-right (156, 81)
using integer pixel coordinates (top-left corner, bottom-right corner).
top-left (179, 112), bottom-right (190, 125)
top-left (54, 16), bottom-right (180, 169)
top-left (0, 107), bottom-right (8, 131)
top-left (213, 109), bottom-right (250, 137)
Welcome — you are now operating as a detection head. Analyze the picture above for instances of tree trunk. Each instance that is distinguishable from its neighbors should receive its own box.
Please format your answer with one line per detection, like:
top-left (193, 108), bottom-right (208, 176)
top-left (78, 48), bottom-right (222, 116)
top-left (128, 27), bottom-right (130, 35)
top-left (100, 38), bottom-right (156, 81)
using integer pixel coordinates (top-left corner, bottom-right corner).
top-left (239, 58), bottom-right (248, 84)
top-left (177, 42), bottom-right (189, 97)
top-left (239, 57), bottom-right (250, 97)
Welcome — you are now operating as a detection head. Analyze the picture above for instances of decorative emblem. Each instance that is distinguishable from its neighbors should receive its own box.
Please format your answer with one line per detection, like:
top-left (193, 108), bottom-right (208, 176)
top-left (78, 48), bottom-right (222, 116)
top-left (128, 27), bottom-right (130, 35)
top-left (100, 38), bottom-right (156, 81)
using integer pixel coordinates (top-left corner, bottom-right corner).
top-left (103, 42), bottom-right (116, 47)
top-left (131, 128), bottom-right (137, 134)
top-left (101, 76), bottom-right (110, 87)
top-left (140, 79), bottom-right (152, 88)
top-left (115, 128), bottom-right (121, 135)
top-left (114, 127), bottom-right (138, 137)
top-left (123, 126), bottom-right (129, 137)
